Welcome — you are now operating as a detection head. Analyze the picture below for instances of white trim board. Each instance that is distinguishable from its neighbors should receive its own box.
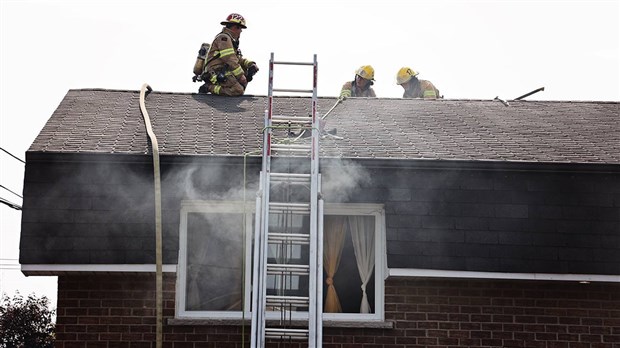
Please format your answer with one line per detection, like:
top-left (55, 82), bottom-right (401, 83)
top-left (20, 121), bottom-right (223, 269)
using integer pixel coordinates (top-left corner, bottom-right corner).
top-left (21, 264), bottom-right (177, 274)
top-left (388, 268), bottom-right (620, 283)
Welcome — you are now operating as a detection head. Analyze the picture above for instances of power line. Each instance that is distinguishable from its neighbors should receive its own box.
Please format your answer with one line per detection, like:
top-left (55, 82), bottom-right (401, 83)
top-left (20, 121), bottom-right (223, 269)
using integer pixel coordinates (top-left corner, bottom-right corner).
top-left (0, 147), bottom-right (25, 164)
top-left (0, 184), bottom-right (22, 199)
top-left (0, 197), bottom-right (22, 210)
top-left (0, 259), bottom-right (21, 270)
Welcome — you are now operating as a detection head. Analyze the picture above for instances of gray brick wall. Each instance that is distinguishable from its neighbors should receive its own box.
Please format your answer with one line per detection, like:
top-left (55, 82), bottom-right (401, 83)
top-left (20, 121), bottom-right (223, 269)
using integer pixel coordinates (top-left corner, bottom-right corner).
top-left (53, 274), bottom-right (620, 347)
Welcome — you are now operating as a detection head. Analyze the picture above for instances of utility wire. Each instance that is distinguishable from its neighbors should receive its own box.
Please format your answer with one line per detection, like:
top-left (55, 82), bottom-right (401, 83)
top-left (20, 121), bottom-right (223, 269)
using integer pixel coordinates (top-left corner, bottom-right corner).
top-left (0, 258), bottom-right (21, 270)
top-left (0, 267), bottom-right (21, 270)
top-left (0, 260), bottom-right (20, 268)
top-left (0, 184), bottom-right (22, 199)
top-left (0, 147), bottom-right (25, 163)
top-left (0, 197), bottom-right (22, 210)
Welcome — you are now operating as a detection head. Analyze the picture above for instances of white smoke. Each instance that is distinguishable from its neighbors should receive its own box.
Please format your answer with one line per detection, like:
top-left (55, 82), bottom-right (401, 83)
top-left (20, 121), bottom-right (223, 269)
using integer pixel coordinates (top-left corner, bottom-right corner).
top-left (321, 159), bottom-right (371, 202)
top-left (162, 161), bottom-right (259, 202)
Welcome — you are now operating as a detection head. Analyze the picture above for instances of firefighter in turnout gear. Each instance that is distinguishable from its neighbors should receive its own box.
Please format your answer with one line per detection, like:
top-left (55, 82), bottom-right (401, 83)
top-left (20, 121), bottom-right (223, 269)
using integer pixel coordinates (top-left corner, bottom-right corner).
top-left (199, 13), bottom-right (259, 96)
top-left (340, 65), bottom-right (377, 98)
top-left (396, 67), bottom-right (440, 99)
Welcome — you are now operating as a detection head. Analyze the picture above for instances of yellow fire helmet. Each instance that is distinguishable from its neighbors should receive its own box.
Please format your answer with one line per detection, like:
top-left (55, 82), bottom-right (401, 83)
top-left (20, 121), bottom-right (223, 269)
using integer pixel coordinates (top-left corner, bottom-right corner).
top-left (356, 65), bottom-right (375, 81)
top-left (396, 67), bottom-right (419, 85)
top-left (221, 13), bottom-right (247, 28)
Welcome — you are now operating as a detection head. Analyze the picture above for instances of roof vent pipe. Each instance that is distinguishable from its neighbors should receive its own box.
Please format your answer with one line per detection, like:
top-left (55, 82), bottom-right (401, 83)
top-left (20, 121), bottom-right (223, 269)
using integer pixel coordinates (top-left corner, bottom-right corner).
top-left (515, 87), bottom-right (545, 100)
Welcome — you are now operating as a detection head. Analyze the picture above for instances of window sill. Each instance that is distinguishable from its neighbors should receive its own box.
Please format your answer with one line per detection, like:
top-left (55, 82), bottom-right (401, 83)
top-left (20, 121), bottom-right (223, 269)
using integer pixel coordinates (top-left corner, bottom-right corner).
top-left (168, 318), bottom-right (394, 329)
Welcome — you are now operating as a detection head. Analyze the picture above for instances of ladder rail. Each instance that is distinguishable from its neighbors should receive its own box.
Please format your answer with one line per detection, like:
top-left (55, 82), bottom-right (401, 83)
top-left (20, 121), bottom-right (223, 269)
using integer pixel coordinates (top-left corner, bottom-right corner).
top-left (308, 53), bottom-right (320, 348)
top-left (316, 192), bottom-right (324, 345)
top-left (250, 174), bottom-right (265, 348)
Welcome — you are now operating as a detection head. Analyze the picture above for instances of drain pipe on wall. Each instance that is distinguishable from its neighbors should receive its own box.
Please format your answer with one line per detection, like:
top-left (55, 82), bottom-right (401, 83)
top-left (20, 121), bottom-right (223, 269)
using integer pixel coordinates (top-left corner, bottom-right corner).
top-left (139, 83), bottom-right (163, 348)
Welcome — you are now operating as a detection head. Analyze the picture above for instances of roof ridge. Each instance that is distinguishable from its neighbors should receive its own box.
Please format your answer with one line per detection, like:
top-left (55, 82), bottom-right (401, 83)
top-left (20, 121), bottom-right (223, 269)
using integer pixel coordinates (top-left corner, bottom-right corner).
top-left (67, 89), bottom-right (619, 104)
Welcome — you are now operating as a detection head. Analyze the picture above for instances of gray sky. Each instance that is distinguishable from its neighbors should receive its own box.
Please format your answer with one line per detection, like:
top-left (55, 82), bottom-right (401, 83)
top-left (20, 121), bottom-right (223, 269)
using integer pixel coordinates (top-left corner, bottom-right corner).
top-left (1, 0), bottom-right (619, 310)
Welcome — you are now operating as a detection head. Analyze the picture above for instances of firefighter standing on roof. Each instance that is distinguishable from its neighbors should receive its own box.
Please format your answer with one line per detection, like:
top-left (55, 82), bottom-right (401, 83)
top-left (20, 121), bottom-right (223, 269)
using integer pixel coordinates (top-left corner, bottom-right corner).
top-left (199, 13), bottom-right (259, 96)
top-left (340, 65), bottom-right (377, 98)
top-left (396, 67), bottom-right (440, 99)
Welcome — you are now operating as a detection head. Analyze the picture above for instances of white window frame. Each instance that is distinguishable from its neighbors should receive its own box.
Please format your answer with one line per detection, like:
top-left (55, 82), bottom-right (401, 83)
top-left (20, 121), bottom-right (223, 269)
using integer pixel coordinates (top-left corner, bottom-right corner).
top-left (176, 201), bottom-right (254, 319)
top-left (176, 201), bottom-right (386, 322)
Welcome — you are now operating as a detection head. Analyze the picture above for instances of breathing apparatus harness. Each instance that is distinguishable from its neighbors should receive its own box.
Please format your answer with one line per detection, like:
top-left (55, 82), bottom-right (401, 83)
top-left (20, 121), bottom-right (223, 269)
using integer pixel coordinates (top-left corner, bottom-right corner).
top-left (192, 31), bottom-right (257, 84)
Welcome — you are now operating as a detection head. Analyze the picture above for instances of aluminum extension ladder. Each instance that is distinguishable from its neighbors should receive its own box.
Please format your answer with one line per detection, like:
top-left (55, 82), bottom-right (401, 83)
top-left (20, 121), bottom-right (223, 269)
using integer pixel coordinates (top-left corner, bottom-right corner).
top-left (250, 53), bottom-right (323, 348)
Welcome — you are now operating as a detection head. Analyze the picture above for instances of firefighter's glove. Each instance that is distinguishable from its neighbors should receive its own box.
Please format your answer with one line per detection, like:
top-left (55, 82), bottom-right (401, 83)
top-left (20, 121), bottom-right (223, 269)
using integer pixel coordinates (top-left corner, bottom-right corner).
top-left (247, 63), bottom-right (259, 82)
top-left (216, 71), bottom-right (227, 83)
top-left (238, 74), bottom-right (248, 88)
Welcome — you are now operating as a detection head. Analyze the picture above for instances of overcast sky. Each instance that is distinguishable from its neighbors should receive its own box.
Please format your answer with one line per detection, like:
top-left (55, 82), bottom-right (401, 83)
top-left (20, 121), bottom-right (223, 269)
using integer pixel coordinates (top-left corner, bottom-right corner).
top-left (1, 0), bottom-right (618, 311)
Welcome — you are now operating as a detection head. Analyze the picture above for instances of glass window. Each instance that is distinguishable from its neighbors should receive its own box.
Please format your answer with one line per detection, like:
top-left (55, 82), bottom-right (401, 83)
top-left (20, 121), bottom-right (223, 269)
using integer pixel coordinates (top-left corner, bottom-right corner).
top-left (176, 202), bottom-right (385, 321)
top-left (185, 212), bottom-right (243, 311)
top-left (324, 215), bottom-right (376, 315)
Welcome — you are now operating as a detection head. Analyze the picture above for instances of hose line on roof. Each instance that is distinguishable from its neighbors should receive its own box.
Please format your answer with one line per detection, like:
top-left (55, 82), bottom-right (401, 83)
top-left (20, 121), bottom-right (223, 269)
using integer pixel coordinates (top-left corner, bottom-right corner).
top-left (263, 96), bottom-right (345, 144)
top-left (139, 83), bottom-right (163, 348)
top-left (320, 95), bottom-right (345, 121)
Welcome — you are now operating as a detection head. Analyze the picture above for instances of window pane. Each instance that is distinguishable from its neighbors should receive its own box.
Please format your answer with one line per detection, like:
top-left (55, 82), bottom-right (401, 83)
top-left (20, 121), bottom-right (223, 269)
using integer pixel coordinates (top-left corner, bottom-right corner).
top-left (186, 212), bottom-right (244, 311)
top-left (324, 215), bottom-right (375, 314)
top-left (266, 211), bottom-right (309, 305)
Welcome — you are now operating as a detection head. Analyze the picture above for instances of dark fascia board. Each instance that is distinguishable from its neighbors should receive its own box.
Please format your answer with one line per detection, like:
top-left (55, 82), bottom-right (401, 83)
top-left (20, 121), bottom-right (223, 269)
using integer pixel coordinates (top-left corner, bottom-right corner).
top-left (334, 157), bottom-right (620, 174)
top-left (25, 151), bottom-right (620, 174)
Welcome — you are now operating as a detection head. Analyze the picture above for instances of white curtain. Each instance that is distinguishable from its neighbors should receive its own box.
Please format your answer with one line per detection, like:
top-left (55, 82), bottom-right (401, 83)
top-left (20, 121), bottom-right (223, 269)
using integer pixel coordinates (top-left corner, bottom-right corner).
top-left (347, 216), bottom-right (375, 313)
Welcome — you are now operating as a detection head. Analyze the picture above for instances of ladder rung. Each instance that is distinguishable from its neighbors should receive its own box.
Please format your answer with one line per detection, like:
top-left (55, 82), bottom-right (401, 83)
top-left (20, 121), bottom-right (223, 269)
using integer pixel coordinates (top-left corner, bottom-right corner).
top-left (271, 145), bottom-right (311, 153)
top-left (270, 173), bottom-right (311, 184)
top-left (268, 233), bottom-right (310, 244)
top-left (271, 144), bottom-right (311, 149)
top-left (272, 115), bottom-right (312, 125)
top-left (269, 202), bottom-right (310, 212)
top-left (273, 88), bottom-right (314, 94)
top-left (265, 328), bottom-right (309, 340)
top-left (266, 295), bottom-right (310, 306)
top-left (267, 264), bottom-right (309, 276)
top-left (271, 173), bottom-right (311, 178)
top-left (273, 61), bottom-right (314, 66)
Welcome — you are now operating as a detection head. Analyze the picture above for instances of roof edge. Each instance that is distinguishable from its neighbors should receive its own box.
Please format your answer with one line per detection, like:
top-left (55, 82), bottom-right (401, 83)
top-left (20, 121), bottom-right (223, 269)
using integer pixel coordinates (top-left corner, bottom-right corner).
top-left (24, 151), bottom-right (620, 173)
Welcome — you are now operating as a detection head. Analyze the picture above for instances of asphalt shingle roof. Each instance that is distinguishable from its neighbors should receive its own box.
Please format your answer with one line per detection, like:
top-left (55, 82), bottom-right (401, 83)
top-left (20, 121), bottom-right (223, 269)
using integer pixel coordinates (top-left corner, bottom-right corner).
top-left (29, 89), bottom-right (620, 165)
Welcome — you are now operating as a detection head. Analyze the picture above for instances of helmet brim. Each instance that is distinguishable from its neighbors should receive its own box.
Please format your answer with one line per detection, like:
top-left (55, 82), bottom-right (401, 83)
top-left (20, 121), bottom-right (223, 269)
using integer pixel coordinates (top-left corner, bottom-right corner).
top-left (221, 21), bottom-right (247, 29)
top-left (356, 74), bottom-right (375, 81)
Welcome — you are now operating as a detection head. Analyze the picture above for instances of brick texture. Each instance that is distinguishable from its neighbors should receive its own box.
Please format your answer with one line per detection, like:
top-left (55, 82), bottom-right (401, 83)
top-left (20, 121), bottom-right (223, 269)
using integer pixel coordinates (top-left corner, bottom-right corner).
top-left (54, 274), bottom-right (620, 347)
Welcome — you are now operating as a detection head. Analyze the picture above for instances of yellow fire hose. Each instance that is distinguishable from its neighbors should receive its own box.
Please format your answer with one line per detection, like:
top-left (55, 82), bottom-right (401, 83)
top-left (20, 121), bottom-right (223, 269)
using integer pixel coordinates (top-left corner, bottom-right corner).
top-left (139, 84), bottom-right (163, 348)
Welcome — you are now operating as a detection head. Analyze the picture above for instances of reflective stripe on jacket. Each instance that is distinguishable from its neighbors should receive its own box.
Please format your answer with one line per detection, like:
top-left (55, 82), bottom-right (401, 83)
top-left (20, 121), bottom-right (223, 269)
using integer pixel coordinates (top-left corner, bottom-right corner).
top-left (205, 28), bottom-right (252, 78)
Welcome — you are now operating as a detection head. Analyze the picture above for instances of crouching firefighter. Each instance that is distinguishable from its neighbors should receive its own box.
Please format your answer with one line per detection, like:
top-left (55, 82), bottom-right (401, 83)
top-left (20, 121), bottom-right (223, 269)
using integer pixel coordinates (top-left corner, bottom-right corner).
top-left (196, 13), bottom-right (259, 96)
